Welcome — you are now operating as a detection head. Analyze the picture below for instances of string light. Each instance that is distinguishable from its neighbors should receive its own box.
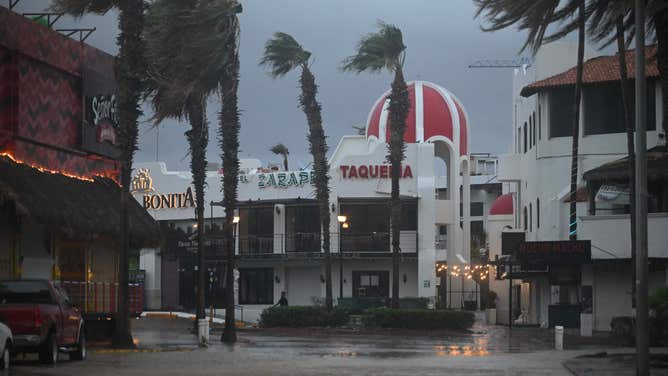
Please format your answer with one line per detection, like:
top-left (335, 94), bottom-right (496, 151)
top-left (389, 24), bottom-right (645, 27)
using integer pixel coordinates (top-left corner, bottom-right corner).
top-left (1, 152), bottom-right (118, 183)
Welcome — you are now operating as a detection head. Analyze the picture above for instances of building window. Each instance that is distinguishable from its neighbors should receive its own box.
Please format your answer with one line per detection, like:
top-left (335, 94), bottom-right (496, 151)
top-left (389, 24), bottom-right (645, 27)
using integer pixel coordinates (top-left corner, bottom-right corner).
top-left (584, 82), bottom-right (656, 135)
top-left (529, 117), bottom-right (533, 148)
top-left (536, 198), bottom-right (540, 229)
top-left (532, 111), bottom-right (536, 145)
top-left (471, 220), bottom-right (485, 250)
top-left (529, 203), bottom-right (533, 232)
top-left (523, 122), bottom-right (527, 153)
top-left (238, 268), bottom-right (274, 304)
top-left (549, 88), bottom-right (575, 138)
top-left (286, 205), bottom-right (321, 253)
top-left (470, 202), bottom-right (484, 217)
top-left (239, 206), bottom-right (274, 254)
top-left (523, 206), bottom-right (528, 231)
top-left (538, 105), bottom-right (542, 140)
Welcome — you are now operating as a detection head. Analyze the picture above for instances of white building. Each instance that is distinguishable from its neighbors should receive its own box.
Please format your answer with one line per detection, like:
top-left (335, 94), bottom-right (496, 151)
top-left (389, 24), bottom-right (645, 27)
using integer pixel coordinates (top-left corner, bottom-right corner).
top-left (134, 80), bottom-right (484, 322)
top-left (487, 43), bottom-right (668, 332)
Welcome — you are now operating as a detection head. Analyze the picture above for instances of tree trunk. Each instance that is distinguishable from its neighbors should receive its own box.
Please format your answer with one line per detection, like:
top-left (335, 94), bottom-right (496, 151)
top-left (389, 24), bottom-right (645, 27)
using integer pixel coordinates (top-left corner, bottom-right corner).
top-left (655, 7), bottom-right (668, 135)
top-left (616, 17), bottom-right (637, 307)
top-left (299, 66), bottom-right (332, 310)
top-left (388, 68), bottom-right (409, 309)
top-left (112, 0), bottom-right (144, 349)
top-left (220, 43), bottom-right (240, 344)
top-left (283, 154), bottom-right (289, 171)
top-left (568, 0), bottom-right (585, 241)
top-left (186, 98), bottom-right (208, 329)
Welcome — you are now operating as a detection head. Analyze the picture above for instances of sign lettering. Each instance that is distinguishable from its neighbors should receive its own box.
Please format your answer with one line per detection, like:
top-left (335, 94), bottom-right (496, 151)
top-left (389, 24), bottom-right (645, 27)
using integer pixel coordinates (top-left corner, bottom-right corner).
top-left (340, 164), bottom-right (413, 179)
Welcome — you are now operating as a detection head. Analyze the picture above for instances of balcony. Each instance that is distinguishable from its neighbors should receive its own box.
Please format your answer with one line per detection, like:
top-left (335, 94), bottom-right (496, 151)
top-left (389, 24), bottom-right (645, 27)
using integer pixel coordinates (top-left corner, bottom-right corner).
top-left (578, 213), bottom-right (668, 259)
top-left (232, 232), bottom-right (418, 259)
top-left (497, 153), bottom-right (523, 182)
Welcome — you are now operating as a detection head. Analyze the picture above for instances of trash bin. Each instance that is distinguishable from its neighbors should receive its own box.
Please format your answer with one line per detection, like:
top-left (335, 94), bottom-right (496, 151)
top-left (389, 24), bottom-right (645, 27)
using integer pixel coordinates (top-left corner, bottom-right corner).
top-left (555, 325), bottom-right (564, 350)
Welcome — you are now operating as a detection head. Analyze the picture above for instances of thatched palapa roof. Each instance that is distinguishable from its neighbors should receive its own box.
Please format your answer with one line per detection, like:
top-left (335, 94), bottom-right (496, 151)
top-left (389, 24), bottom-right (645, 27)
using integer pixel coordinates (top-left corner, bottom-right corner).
top-left (0, 156), bottom-right (160, 247)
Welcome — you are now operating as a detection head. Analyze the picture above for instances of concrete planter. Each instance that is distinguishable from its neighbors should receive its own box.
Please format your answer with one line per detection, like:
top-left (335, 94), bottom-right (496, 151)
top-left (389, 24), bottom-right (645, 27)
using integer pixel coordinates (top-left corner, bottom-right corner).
top-left (485, 308), bottom-right (497, 325)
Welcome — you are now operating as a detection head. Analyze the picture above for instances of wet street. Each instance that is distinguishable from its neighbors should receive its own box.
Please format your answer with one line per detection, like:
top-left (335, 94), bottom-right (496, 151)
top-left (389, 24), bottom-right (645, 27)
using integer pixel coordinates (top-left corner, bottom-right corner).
top-left (6, 317), bottom-right (616, 375)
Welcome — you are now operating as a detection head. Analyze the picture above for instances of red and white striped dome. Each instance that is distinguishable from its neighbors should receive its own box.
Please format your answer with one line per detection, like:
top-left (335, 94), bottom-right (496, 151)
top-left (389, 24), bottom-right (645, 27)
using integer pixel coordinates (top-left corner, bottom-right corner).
top-left (366, 81), bottom-right (469, 156)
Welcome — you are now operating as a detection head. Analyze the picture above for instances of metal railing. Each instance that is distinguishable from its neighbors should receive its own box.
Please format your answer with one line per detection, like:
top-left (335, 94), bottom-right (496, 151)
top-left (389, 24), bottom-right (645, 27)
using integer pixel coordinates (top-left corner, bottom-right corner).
top-left (56, 281), bottom-right (143, 315)
top-left (231, 232), bottom-right (418, 256)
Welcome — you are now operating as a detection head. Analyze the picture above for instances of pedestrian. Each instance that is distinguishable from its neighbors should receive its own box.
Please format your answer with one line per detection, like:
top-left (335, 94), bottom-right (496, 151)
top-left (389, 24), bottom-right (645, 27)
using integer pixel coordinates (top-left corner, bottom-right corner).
top-left (277, 291), bottom-right (288, 306)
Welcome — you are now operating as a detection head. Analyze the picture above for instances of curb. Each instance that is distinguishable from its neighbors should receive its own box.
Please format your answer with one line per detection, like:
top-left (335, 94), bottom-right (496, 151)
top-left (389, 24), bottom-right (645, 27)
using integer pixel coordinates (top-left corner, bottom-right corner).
top-left (92, 347), bottom-right (198, 354)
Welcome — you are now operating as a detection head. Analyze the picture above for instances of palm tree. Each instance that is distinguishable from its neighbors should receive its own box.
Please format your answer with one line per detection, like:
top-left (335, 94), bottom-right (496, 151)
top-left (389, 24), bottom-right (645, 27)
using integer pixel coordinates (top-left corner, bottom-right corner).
top-left (260, 32), bottom-right (334, 310)
top-left (144, 0), bottom-right (242, 344)
top-left (270, 143), bottom-right (290, 170)
top-left (144, 1), bottom-right (209, 344)
top-left (342, 22), bottom-right (408, 309)
top-left (475, 0), bottom-right (586, 240)
top-left (586, 0), bottom-right (636, 306)
top-left (52, 0), bottom-right (145, 348)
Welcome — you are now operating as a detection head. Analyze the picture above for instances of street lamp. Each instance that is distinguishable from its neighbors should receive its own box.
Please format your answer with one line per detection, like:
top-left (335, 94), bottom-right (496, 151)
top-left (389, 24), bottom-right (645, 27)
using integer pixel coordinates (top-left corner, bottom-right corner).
top-left (337, 215), bottom-right (348, 299)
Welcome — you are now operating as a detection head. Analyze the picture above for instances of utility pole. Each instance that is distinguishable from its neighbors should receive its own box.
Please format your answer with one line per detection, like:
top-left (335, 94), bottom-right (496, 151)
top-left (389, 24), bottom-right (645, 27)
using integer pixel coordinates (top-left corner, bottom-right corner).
top-left (634, 0), bottom-right (649, 374)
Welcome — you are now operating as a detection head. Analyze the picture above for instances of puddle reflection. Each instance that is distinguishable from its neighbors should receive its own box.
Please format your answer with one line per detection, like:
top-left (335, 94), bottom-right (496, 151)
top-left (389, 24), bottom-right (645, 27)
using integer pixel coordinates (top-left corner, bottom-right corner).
top-left (433, 344), bottom-right (489, 357)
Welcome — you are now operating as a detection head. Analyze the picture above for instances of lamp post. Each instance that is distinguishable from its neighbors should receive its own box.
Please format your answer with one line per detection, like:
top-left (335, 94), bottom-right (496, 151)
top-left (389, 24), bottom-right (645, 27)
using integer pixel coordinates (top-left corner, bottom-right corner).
top-left (337, 215), bottom-right (347, 299)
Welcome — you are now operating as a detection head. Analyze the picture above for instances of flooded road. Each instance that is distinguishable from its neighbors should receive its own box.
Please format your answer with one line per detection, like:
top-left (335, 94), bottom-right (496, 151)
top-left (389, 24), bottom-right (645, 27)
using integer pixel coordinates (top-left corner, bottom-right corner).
top-left (7, 317), bottom-right (606, 375)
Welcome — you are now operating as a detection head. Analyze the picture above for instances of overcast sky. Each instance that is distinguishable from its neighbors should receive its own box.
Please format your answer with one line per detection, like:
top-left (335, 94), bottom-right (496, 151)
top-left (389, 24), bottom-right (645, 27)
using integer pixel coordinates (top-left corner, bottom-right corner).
top-left (20, 0), bottom-right (529, 170)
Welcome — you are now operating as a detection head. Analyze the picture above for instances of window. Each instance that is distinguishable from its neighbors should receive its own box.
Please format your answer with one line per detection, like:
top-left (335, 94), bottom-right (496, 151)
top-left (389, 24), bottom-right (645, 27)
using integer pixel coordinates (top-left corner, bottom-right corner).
top-left (286, 205), bottom-right (320, 252)
top-left (239, 206), bottom-right (274, 254)
top-left (471, 220), bottom-right (484, 249)
top-left (536, 198), bottom-right (540, 229)
top-left (584, 82), bottom-right (656, 135)
top-left (400, 201), bottom-right (418, 231)
top-left (238, 268), bottom-right (274, 304)
top-left (523, 206), bottom-right (528, 231)
top-left (549, 87), bottom-right (575, 138)
top-left (532, 111), bottom-right (536, 145)
top-left (529, 203), bottom-right (532, 232)
top-left (523, 122), bottom-right (527, 153)
top-left (470, 202), bottom-right (484, 217)
top-left (538, 105), bottom-right (542, 140)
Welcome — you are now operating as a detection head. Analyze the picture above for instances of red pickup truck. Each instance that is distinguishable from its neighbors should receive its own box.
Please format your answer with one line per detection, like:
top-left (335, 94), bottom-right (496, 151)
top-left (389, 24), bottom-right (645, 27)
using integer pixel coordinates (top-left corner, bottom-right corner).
top-left (0, 279), bottom-right (86, 364)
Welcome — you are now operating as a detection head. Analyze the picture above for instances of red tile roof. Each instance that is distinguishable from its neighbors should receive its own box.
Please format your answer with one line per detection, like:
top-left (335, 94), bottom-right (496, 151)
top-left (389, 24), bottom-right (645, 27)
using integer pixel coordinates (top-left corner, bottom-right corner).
top-left (520, 45), bottom-right (659, 97)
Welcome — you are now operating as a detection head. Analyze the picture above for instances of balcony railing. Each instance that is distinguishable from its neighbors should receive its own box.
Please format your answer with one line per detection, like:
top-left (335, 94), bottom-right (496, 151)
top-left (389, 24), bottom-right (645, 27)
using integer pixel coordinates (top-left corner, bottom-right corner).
top-left (228, 231), bottom-right (418, 257)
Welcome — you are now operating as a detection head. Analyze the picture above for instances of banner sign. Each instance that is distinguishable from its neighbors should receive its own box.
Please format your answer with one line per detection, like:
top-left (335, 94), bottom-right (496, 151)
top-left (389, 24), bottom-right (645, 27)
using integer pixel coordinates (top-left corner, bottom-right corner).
top-left (518, 240), bottom-right (591, 266)
top-left (239, 171), bottom-right (316, 189)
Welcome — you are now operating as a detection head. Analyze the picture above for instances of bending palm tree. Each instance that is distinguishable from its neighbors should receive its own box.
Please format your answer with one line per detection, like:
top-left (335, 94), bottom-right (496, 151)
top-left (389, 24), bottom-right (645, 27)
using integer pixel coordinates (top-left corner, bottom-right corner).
top-left (144, 1), bottom-right (209, 343)
top-left (144, 0), bottom-right (241, 344)
top-left (260, 32), bottom-right (333, 309)
top-left (52, 0), bottom-right (145, 348)
top-left (342, 22), bottom-right (408, 309)
top-left (270, 143), bottom-right (290, 171)
top-left (475, 0), bottom-right (586, 240)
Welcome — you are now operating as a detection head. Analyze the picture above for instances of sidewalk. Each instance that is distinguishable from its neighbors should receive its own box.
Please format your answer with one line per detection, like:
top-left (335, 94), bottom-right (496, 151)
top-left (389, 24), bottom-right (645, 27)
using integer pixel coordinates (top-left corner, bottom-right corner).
top-left (563, 350), bottom-right (668, 375)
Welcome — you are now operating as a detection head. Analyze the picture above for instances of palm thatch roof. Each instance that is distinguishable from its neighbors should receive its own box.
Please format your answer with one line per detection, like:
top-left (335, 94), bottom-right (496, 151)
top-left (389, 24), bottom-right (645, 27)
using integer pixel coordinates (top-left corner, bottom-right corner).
top-left (0, 156), bottom-right (160, 247)
top-left (583, 145), bottom-right (668, 182)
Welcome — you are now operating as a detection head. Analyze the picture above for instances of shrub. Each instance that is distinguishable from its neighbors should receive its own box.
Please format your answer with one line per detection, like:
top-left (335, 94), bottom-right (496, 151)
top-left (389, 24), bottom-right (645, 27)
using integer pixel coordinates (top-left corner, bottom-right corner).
top-left (650, 287), bottom-right (668, 345)
top-left (363, 308), bottom-right (475, 330)
top-left (610, 316), bottom-right (635, 345)
top-left (399, 297), bottom-right (430, 309)
top-left (259, 306), bottom-right (349, 328)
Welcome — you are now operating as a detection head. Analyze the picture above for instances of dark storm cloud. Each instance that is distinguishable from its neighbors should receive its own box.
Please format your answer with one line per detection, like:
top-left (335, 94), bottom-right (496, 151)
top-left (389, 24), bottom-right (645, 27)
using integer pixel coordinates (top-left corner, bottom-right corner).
top-left (21, 0), bottom-right (526, 170)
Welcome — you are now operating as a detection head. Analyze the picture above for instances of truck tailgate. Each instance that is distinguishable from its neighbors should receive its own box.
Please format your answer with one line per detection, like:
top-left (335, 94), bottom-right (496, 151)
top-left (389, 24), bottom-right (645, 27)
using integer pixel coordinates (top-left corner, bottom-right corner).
top-left (0, 304), bottom-right (38, 334)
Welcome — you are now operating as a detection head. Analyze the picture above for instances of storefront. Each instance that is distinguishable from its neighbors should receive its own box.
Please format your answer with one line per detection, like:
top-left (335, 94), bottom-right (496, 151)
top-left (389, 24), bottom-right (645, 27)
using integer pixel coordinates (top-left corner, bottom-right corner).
top-left (0, 6), bottom-right (160, 337)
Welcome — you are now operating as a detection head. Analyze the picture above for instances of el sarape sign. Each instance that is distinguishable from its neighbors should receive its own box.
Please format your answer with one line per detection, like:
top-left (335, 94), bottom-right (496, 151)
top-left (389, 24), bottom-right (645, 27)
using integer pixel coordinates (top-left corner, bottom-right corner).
top-left (518, 240), bottom-right (591, 266)
top-left (81, 66), bottom-right (121, 159)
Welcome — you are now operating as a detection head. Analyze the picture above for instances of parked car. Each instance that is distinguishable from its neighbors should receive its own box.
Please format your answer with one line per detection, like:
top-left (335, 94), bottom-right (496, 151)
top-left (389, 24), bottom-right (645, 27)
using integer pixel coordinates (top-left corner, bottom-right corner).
top-left (0, 280), bottom-right (85, 364)
top-left (0, 322), bottom-right (12, 370)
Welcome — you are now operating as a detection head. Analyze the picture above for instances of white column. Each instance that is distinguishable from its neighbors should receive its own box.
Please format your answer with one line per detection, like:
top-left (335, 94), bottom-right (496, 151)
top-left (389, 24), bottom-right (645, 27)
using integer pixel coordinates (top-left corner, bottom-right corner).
top-left (417, 144), bottom-right (436, 299)
top-left (462, 159), bottom-right (471, 263)
top-left (274, 204), bottom-right (285, 254)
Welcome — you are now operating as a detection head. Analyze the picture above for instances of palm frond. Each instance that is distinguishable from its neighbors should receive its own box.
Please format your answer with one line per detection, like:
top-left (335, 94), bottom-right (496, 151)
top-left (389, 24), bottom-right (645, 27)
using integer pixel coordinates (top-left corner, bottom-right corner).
top-left (270, 143), bottom-right (289, 156)
top-left (341, 21), bottom-right (405, 73)
top-left (50, 0), bottom-right (116, 17)
top-left (260, 32), bottom-right (311, 78)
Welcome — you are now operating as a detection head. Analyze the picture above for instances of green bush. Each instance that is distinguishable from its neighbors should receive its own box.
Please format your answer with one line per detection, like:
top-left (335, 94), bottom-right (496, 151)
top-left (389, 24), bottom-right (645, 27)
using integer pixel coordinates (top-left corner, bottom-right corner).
top-left (259, 306), bottom-right (349, 328)
top-left (650, 287), bottom-right (668, 345)
top-left (399, 297), bottom-right (430, 309)
top-left (363, 308), bottom-right (475, 330)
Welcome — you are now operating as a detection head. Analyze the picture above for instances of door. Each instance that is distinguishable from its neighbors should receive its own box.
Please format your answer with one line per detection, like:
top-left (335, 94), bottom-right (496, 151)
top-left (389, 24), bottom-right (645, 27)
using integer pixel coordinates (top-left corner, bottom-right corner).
top-left (352, 271), bottom-right (389, 298)
top-left (55, 286), bottom-right (80, 345)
